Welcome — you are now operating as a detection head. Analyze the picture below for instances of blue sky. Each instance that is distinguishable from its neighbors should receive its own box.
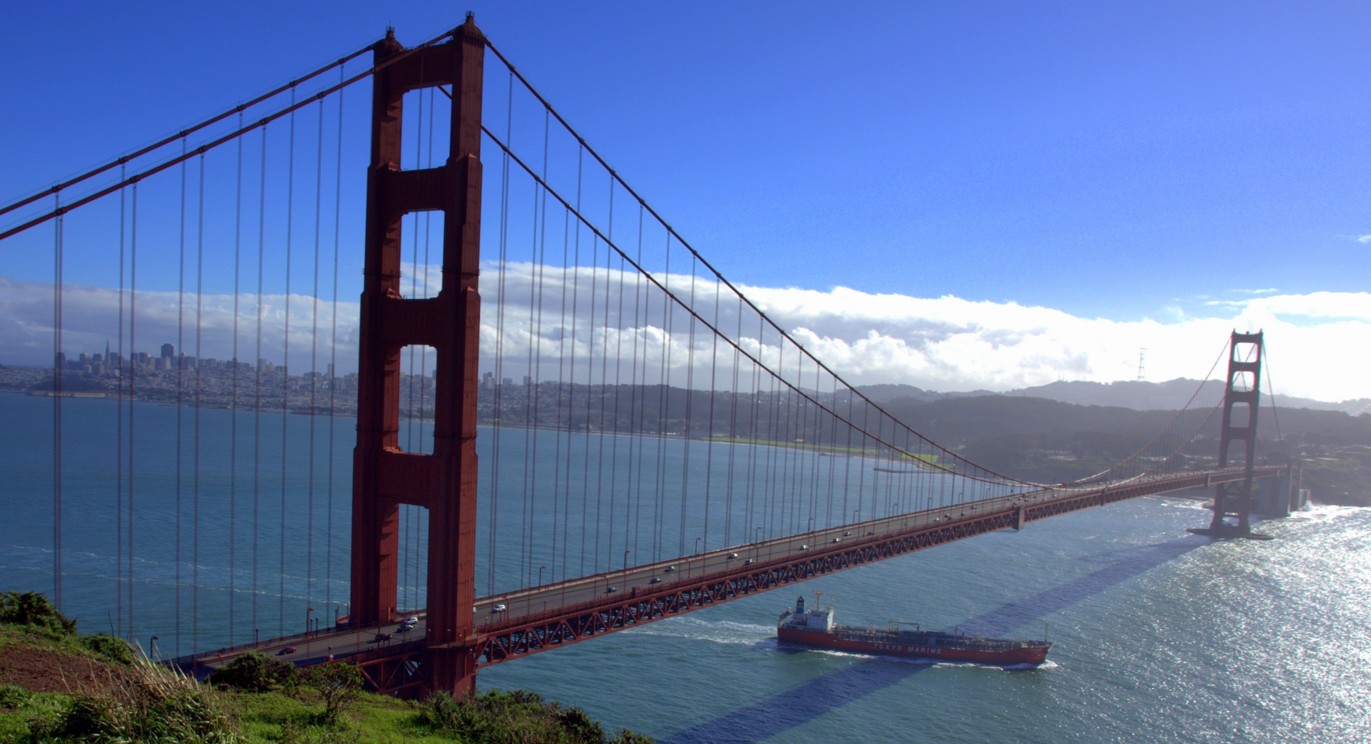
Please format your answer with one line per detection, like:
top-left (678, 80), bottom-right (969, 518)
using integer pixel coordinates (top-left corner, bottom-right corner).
top-left (1, 1), bottom-right (1368, 401)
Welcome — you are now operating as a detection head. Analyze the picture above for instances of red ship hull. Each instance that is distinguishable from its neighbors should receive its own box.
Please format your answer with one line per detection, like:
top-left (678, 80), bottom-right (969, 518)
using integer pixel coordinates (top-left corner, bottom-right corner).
top-left (777, 625), bottom-right (1050, 666)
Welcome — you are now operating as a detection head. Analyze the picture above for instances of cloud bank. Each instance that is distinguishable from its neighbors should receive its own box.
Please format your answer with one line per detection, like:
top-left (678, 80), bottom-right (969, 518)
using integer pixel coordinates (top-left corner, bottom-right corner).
top-left (1, 269), bottom-right (1364, 403)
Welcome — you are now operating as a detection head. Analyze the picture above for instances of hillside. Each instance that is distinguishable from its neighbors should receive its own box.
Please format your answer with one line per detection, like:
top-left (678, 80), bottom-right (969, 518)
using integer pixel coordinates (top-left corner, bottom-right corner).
top-left (0, 592), bottom-right (651, 743)
top-left (871, 391), bottom-right (1371, 505)
top-left (860, 378), bottom-right (1370, 415)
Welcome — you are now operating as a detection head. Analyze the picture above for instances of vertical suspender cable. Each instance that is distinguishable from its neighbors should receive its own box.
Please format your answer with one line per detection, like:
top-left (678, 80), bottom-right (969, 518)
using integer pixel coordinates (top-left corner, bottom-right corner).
top-left (402, 89), bottom-right (423, 606)
top-left (705, 265), bottom-right (721, 547)
top-left (51, 194), bottom-right (63, 612)
top-left (656, 232), bottom-right (672, 558)
top-left (280, 89), bottom-right (297, 635)
top-left (604, 195), bottom-right (627, 577)
top-left (127, 183), bottom-right (138, 637)
top-left (677, 249), bottom-right (695, 559)
top-left (194, 152), bottom-right (207, 653)
top-left (230, 112), bottom-right (244, 642)
top-left (116, 171), bottom-right (127, 637)
top-left (625, 199), bottom-right (642, 570)
top-left (564, 158), bottom-right (585, 584)
top-left (308, 98), bottom-right (325, 621)
top-left (487, 68), bottom-right (515, 596)
top-left (523, 111), bottom-right (553, 588)
top-left (253, 125), bottom-right (268, 642)
top-left (589, 232), bottom-right (611, 580)
top-left (327, 67), bottom-right (345, 619)
top-left (174, 140), bottom-right (187, 657)
top-left (414, 87), bottom-right (437, 605)
top-left (545, 110), bottom-right (567, 585)
top-left (420, 86), bottom-right (436, 600)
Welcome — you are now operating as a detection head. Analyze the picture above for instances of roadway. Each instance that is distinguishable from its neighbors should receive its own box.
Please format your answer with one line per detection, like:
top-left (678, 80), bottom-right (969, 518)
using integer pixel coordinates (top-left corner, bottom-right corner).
top-left (185, 468), bottom-right (1263, 674)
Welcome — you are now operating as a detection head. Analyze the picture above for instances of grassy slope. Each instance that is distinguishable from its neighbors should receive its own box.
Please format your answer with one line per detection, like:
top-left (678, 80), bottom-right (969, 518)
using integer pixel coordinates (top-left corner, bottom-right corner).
top-left (0, 616), bottom-right (651, 743)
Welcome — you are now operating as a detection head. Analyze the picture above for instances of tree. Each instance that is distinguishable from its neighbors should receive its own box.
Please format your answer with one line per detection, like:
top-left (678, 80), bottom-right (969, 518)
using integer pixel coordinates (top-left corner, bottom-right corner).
top-left (302, 662), bottom-right (363, 727)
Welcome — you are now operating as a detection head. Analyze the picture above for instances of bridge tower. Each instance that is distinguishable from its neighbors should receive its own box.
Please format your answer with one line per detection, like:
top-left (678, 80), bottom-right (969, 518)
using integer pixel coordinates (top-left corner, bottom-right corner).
top-left (351, 16), bottom-right (485, 694)
top-left (1196, 331), bottom-right (1266, 538)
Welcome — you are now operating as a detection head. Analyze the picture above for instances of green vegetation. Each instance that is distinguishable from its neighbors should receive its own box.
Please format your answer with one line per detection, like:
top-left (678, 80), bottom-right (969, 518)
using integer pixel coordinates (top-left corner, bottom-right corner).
top-left (418, 690), bottom-right (653, 744)
top-left (0, 591), bottom-right (135, 666)
top-left (0, 591), bottom-right (653, 742)
top-left (702, 435), bottom-right (940, 465)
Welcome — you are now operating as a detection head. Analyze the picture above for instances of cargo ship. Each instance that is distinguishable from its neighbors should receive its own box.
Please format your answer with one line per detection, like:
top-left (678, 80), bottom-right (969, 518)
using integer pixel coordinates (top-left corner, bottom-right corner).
top-left (776, 595), bottom-right (1051, 665)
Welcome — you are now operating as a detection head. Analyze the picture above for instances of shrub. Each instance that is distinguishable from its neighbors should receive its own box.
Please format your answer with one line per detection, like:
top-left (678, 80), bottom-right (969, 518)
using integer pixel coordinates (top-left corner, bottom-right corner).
top-left (557, 706), bottom-right (605, 742)
top-left (0, 591), bottom-right (77, 638)
top-left (0, 683), bottom-right (29, 708)
top-left (81, 634), bottom-right (136, 665)
top-left (209, 651), bottom-right (298, 692)
top-left (57, 654), bottom-right (240, 742)
top-left (419, 688), bottom-right (653, 743)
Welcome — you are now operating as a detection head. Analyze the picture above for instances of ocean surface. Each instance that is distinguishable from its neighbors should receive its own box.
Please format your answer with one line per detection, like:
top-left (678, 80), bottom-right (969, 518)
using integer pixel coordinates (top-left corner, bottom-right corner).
top-left (1, 393), bottom-right (1368, 742)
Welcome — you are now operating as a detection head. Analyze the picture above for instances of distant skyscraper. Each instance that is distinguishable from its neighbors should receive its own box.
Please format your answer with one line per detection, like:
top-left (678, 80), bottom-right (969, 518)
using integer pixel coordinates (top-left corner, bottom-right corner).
top-left (161, 343), bottom-right (175, 360)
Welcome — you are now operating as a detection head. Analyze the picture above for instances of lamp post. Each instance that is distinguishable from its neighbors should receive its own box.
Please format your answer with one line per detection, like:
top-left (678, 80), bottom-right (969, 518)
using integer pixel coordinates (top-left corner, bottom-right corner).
top-left (538, 565), bottom-right (546, 587)
top-left (306, 607), bottom-right (314, 637)
top-left (149, 635), bottom-right (159, 660)
top-left (694, 536), bottom-right (701, 555)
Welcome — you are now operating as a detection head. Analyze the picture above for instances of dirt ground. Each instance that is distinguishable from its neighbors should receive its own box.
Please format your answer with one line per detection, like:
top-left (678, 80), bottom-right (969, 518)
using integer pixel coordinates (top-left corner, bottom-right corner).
top-left (0, 643), bottom-right (136, 700)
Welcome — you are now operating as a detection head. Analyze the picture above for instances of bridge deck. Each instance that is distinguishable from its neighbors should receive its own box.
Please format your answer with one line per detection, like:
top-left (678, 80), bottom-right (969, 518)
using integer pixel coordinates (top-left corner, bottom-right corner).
top-left (182, 466), bottom-right (1281, 693)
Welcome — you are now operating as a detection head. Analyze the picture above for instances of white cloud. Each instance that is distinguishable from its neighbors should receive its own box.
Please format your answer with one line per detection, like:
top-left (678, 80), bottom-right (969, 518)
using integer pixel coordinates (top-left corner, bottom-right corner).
top-left (0, 276), bottom-right (360, 373)
top-left (1357, 234), bottom-right (1371, 244)
top-left (2, 269), bottom-right (1365, 403)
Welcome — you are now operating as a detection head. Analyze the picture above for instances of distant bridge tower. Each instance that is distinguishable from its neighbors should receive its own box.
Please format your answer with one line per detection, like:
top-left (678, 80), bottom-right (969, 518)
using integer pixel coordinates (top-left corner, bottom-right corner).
top-left (351, 16), bottom-right (486, 694)
top-left (1194, 331), bottom-right (1266, 538)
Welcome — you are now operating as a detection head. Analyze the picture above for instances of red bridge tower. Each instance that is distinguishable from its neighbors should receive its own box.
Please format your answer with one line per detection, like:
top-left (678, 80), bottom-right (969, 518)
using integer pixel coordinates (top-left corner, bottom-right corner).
top-left (350, 16), bottom-right (485, 694)
top-left (1193, 331), bottom-right (1267, 538)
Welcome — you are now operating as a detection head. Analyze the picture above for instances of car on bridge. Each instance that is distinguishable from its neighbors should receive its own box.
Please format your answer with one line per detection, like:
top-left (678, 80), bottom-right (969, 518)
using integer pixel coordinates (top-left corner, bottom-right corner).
top-left (492, 603), bottom-right (507, 613)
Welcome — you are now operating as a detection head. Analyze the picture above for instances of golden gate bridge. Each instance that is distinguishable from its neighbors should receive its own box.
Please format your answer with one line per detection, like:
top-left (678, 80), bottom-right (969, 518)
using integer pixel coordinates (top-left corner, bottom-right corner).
top-left (0, 16), bottom-right (1298, 696)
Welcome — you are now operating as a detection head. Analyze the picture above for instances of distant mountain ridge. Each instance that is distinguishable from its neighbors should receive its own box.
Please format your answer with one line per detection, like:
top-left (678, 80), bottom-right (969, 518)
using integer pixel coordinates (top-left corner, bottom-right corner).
top-left (858, 379), bottom-right (1369, 415)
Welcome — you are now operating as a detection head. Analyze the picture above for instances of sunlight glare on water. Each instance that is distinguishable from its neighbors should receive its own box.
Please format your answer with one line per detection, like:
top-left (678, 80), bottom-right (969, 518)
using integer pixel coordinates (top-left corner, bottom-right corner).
top-left (479, 501), bottom-right (1371, 743)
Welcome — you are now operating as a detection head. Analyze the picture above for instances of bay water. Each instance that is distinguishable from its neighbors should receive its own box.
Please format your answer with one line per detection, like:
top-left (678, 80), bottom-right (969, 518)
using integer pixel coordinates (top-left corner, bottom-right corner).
top-left (1, 393), bottom-right (1367, 741)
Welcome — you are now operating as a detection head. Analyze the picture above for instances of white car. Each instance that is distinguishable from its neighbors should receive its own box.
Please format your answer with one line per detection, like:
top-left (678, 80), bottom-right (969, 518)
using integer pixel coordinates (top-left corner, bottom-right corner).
top-left (491, 603), bottom-right (507, 613)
